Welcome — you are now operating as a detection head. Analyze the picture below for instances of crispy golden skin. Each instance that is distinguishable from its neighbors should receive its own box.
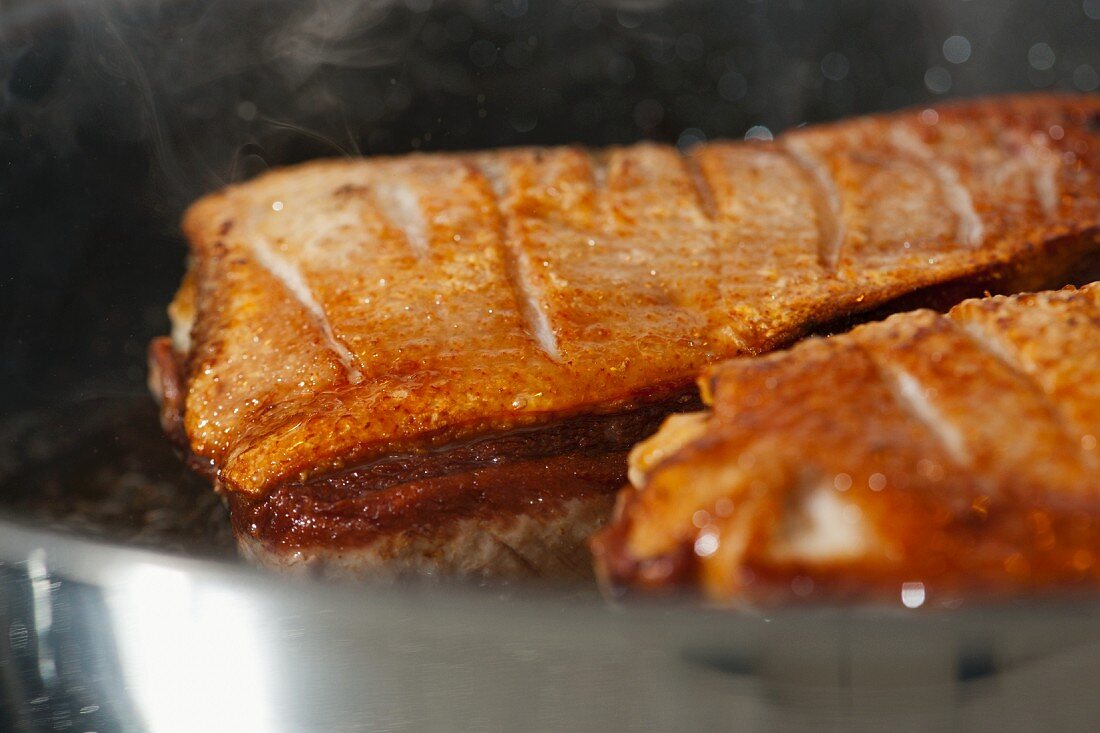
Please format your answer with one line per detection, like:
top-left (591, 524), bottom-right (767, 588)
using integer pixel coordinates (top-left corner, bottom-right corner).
top-left (592, 283), bottom-right (1100, 604)
top-left (168, 93), bottom-right (1100, 500)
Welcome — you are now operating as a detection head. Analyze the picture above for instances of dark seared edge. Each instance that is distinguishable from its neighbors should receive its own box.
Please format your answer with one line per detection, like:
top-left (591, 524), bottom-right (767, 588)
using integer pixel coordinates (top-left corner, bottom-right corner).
top-left (230, 391), bottom-right (699, 550)
top-left (805, 229), bottom-right (1100, 342)
top-left (148, 337), bottom-right (218, 480)
top-left (149, 336), bottom-right (698, 549)
top-left (590, 505), bottom-right (701, 597)
top-left (229, 451), bottom-right (628, 552)
top-left (147, 337), bottom-right (186, 444)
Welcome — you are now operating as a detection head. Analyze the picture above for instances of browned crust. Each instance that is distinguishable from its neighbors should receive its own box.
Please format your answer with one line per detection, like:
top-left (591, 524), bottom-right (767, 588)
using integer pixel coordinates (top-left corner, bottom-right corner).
top-left (147, 336), bottom-right (185, 444)
top-left (591, 504), bottom-right (700, 596)
top-left (151, 93), bottom-right (1100, 580)
top-left (230, 451), bottom-right (628, 549)
top-left (149, 340), bottom-right (681, 575)
top-left (592, 283), bottom-right (1100, 604)
top-left (174, 92), bottom-right (1100, 496)
top-left (152, 229), bottom-right (1099, 580)
top-left (147, 337), bottom-right (218, 481)
top-left (802, 228), bottom-right (1100, 340)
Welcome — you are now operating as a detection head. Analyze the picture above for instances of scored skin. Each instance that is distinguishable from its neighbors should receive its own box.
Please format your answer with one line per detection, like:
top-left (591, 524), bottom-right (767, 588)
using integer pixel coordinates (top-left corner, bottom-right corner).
top-left (592, 284), bottom-right (1100, 604)
top-left (952, 289), bottom-right (1100, 452)
top-left (173, 93), bottom-right (1100, 499)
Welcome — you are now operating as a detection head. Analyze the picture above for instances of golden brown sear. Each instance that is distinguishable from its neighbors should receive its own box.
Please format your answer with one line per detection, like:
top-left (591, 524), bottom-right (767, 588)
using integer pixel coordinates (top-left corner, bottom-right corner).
top-left (592, 284), bottom-right (1100, 605)
top-left (151, 93), bottom-right (1100, 579)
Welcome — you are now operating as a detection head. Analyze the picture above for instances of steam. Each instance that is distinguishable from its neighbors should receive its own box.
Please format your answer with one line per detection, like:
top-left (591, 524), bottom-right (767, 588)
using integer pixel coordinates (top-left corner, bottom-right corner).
top-left (271, 0), bottom-right (402, 74)
top-left (5, 0), bottom-right (1093, 219)
top-left (3, 0), bottom-right (422, 207)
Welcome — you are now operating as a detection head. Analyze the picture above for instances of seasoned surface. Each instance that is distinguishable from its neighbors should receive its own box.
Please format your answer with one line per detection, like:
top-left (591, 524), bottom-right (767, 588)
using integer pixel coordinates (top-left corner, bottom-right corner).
top-left (592, 284), bottom-right (1100, 604)
top-left (170, 93), bottom-right (1100, 495)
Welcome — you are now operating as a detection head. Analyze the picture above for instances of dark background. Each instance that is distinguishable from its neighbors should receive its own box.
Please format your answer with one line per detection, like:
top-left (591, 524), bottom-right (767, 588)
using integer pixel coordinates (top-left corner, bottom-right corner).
top-left (2, 0), bottom-right (1099, 414)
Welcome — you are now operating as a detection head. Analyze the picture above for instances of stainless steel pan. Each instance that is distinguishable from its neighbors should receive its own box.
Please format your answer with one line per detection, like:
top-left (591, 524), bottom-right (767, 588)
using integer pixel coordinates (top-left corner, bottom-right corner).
top-left (3, 1), bottom-right (1099, 729)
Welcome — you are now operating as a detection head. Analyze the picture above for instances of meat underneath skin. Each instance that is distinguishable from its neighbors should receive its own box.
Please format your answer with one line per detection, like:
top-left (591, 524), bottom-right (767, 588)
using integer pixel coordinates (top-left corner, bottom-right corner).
top-left (153, 93), bottom-right (1100, 579)
top-left (227, 392), bottom-right (698, 581)
top-left (592, 284), bottom-right (1100, 604)
top-left (233, 460), bottom-right (620, 580)
top-left (149, 343), bottom-right (692, 579)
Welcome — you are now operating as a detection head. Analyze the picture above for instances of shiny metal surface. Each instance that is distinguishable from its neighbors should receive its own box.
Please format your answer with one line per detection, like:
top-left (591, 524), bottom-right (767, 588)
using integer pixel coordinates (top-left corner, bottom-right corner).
top-left (4, 515), bottom-right (1100, 731)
